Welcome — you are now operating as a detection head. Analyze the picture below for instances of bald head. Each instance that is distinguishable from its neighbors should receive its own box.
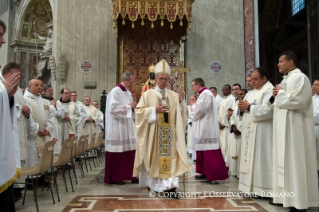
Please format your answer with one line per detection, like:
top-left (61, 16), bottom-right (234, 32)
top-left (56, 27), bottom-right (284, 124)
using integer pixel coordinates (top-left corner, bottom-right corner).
top-left (28, 79), bottom-right (43, 96)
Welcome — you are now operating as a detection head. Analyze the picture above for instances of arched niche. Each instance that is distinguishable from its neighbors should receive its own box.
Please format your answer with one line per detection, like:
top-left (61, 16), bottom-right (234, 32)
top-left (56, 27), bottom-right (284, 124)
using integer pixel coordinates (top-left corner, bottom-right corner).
top-left (11, 0), bottom-right (53, 88)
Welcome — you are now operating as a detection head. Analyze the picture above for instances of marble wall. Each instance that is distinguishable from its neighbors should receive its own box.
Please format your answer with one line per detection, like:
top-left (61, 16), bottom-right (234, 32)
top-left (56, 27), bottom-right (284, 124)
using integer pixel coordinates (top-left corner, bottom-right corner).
top-left (52, 0), bottom-right (117, 102)
top-left (186, 0), bottom-right (245, 97)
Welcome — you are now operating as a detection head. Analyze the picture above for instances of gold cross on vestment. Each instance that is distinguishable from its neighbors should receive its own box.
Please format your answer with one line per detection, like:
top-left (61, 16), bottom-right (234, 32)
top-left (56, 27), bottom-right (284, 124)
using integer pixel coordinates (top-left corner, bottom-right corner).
top-left (172, 60), bottom-right (190, 91)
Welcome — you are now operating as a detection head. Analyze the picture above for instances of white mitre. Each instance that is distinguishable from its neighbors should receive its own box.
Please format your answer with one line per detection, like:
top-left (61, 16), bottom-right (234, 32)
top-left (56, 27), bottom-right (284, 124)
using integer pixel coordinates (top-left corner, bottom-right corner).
top-left (154, 59), bottom-right (171, 77)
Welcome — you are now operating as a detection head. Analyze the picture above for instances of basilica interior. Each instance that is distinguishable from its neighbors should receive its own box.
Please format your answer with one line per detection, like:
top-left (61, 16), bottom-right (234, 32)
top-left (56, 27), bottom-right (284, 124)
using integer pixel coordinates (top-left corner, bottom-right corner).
top-left (1, 0), bottom-right (319, 211)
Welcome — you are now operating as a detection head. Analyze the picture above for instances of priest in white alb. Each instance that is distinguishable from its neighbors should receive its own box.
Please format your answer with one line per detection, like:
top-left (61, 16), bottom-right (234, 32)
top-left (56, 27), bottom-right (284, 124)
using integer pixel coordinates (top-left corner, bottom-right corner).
top-left (237, 68), bottom-right (274, 196)
top-left (218, 85), bottom-right (235, 162)
top-left (104, 72), bottom-right (138, 185)
top-left (42, 85), bottom-right (65, 154)
top-left (133, 60), bottom-right (189, 198)
top-left (269, 51), bottom-right (319, 211)
top-left (312, 79), bottom-right (319, 170)
top-left (24, 79), bottom-right (54, 167)
top-left (190, 78), bottom-right (229, 183)
top-left (209, 87), bottom-right (222, 113)
top-left (187, 95), bottom-right (196, 160)
top-left (83, 96), bottom-right (99, 143)
top-left (92, 100), bottom-right (104, 134)
top-left (71, 91), bottom-right (87, 139)
top-left (228, 89), bottom-right (247, 176)
top-left (57, 88), bottom-right (81, 143)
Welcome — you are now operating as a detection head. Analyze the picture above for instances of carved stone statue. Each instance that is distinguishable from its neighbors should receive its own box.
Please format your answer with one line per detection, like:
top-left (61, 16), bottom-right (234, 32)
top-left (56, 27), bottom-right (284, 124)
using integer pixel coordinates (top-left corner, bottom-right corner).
top-left (141, 64), bottom-right (156, 97)
top-left (35, 28), bottom-right (53, 85)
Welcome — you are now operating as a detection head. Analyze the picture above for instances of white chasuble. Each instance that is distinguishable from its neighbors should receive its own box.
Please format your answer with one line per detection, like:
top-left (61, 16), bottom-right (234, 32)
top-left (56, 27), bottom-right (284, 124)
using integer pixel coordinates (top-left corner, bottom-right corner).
top-left (57, 100), bottom-right (81, 143)
top-left (84, 105), bottom-right (98, 144)
top-left (191, 89), bottom-right (220, 151)
top-left (271, 69), bottom-right (319, 209)
top-left (0, 81), bottom-right (21, 193)
top-left (133, 87), bottom-right (189, 192)
top-left (104, 84), bottom-right (136, 152)
top-left (218, 94), bottom-right (235, 158)
top-left (238, 81), bottom-right (274, 195)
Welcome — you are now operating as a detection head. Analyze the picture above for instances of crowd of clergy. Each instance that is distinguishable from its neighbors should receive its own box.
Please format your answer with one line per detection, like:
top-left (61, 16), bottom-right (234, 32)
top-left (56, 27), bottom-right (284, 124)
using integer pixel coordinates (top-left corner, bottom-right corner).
top-left (1, 18), bottom-right (319, 212)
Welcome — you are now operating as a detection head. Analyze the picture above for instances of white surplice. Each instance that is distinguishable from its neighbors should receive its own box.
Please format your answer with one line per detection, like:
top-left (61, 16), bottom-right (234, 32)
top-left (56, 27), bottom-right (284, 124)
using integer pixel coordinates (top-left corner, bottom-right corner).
top-left (238, 81), bottom-right (274, 195)
top-left (186, 105), bottom-right (196, 160)
top-left (43, 98), bottom-right (65, 154)
top-left (214, 94), bottom-right (222, 114)
top-left (14, 87), bottom-right (38, 188)
top-left (313, 95), bottom-right (319, 168)
top-left (218, 94), bottom-right (235, 163)
top-left (0, 81), bottom-right (21, 193)
top-left (104, 84), bottom-right (136, 152)
top-left (24, 89), bottom-right (54, 166)
top-left (94, 108), bottom-right (104, 134)
top-left (73, 100), bottom-right (87, 139)
top-left (271, 69), bottom-right (319, 209)
top-left (57, 100), bottom-right (81, 144)
top-left (191, 89), bottom-right (220, 151)
top-left (84, 105), bottom-right (99, 144)
top-left (228, 100), bottom-right (242, 176)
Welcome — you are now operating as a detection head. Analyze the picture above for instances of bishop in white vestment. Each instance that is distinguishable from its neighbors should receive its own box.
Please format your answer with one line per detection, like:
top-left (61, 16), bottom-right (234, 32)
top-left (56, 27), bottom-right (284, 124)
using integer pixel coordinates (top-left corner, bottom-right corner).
top-left (104, 72), bottom-right (138, 185)
top-left (238, 68), bottom-right (274, 196)
top-left (134, 60), bottom-right (188, 197)
top-left (270, 51), bottom-right (319, 210)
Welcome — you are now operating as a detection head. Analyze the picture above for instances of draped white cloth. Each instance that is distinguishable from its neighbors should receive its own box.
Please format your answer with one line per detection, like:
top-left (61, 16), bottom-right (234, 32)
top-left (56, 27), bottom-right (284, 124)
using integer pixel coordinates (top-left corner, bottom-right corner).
top-left (104, 84), bottom-right (136, 152)
top-left (271, 69), bottom-right (319, 209)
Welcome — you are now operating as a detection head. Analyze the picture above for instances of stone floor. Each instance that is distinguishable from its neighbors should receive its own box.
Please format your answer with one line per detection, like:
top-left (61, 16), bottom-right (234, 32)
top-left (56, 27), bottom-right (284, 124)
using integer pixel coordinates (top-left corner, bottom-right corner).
top-left (14, 158), bottom-right (319, 212)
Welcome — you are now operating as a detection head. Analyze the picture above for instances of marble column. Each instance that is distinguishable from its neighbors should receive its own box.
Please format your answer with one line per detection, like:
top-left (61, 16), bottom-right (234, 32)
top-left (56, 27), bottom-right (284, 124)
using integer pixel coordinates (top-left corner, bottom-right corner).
top-left (244, 0), bottom-right (255, 74)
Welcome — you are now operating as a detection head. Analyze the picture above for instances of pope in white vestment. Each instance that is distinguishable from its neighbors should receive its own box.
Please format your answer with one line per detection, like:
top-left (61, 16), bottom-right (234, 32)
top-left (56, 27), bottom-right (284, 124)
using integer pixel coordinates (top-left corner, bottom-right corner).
top-left (238, 70), bottom-right (274, 196)
top-left (104, 72), bottom-right (138, 185)
top-left (134, 60), bottom-right (188, 195)
top-left (219, 85), bottom-right (235, 164)
top-left (270, 52), bottom-right (319, 209)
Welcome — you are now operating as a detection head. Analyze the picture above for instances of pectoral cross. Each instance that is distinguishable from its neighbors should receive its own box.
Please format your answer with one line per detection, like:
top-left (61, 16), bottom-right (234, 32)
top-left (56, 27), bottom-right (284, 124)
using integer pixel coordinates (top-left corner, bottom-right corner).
top-left (172, 60), bottom-right (190, 91)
